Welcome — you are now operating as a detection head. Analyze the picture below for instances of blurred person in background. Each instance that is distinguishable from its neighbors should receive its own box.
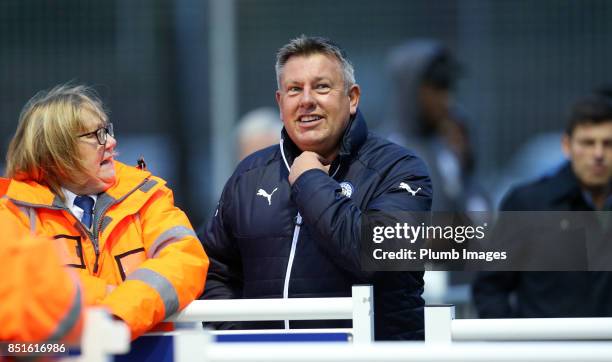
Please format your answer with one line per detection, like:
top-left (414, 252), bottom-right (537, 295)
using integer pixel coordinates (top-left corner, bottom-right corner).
top-left (236, 107), bottom-right (283, 162)
top-left (473, 94), bottom-right (612, 318)
top-left (384, 40), bottom-right (491, 307)
top-left (200, 35), bottom-right (432, 340)
top-left (386, 39), bottom-right (489, 212)
top-left (1, 84), bottom-right (208, 339)
top-left (1, 179), bottom-right (83, 345)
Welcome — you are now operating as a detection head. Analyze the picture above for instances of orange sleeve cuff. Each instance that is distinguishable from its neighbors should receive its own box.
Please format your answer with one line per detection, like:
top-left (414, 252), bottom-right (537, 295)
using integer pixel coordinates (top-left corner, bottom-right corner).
top-left (78, 273), bottom-right (108, 305)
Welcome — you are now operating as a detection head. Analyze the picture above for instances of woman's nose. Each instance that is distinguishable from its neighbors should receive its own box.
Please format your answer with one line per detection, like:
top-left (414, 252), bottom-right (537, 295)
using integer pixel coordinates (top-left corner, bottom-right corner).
top-left (105, 133), bottom-right (117, 149)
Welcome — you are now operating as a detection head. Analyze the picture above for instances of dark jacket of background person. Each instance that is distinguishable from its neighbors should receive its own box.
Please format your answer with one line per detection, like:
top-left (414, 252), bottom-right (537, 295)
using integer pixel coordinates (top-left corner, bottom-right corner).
top-left (200, 111), bottom-right (432, 340)
top-left (472, 162), bottom-right (612, 318)
top-left (385, 40), bottom-right (489, 212)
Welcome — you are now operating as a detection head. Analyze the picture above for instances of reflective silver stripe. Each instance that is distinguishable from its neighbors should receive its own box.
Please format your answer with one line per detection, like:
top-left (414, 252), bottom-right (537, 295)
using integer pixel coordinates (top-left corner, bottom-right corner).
top-left (148, 226), bottom-right (197, 258)
top-left (100, 215), bottom-right (113, 235)
top-left (28, 208), bottom-right (36, 232)
top-left (282, 213), bottom-right (302, 330)
top-left (139, 179), bottom-right (159, 193)
top-left (127, 268), bottom-right (179, 317)
top-left (47, 285), bottom-right (82, 342)
top-left (16, 206), bottom-right (37, 232)
top-left (93, 193), bottom-right (116, 230)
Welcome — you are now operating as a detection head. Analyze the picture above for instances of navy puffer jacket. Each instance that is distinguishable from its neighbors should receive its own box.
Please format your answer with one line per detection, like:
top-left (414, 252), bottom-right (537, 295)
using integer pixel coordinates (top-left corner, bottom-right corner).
top-left (200, 110), bottom-right (432, 340)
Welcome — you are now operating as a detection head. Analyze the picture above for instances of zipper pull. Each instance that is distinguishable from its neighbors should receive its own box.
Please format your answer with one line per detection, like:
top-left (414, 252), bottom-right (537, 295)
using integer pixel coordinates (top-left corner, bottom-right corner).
top-left (293, 214), bottom-right (303, 226)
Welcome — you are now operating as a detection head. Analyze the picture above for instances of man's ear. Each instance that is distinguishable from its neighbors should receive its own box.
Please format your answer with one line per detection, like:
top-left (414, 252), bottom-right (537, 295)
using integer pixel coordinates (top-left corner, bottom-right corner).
top-left (562, 134), bottom-right (571, 158)
top-left (348, 84), bottom-right (361, 115)
top-left (275, 90), bottom-right (281, 105)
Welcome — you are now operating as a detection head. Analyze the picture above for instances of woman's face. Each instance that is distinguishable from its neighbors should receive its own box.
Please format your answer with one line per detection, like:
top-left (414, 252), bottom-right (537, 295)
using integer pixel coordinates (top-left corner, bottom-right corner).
top-left (67, 108), bottom-right (117, 195)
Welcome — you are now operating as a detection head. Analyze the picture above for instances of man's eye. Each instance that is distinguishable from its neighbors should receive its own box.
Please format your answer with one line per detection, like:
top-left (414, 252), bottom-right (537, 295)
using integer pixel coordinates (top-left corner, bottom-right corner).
top-left (579, 140), bottom-right (595, 147)
top-left (288, 86), bottom-right (301, 93)
top-left (316, 84), bottom-right (330, 90)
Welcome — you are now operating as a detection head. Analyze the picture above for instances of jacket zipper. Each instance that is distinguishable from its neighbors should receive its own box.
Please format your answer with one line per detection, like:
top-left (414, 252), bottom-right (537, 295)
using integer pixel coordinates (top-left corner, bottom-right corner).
top-left (278, 137), bottom-right (342, 329)
top-left (90, 178), bottom-right (150, 274)
top-left (282, 212), bottom-right (302, 329)
top-left (14, 178), bottom-right (151, 275)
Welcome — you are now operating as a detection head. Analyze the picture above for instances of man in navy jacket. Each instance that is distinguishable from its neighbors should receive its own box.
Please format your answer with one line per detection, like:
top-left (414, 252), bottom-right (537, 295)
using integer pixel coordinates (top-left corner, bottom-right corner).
top-left (199, 36), bottom-right (432, 340)
top-left (473, 94), bottom-right (612, 318)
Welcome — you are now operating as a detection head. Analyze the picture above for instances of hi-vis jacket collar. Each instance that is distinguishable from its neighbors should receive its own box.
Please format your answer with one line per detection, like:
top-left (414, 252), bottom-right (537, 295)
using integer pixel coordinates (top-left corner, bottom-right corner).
top-left (6, 162), bottom-right (165, 211)
top-left (5, 161), bottom-right (167, 243)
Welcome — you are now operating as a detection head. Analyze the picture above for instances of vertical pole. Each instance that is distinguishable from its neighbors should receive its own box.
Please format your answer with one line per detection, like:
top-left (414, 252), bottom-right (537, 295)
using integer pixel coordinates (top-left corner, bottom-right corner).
top-left (209, 0), bottom-right (237, 201)
top-left (174, 330), bottom-right (211, 362)
top-left (352, 285), bottom-right (374, 343)
top-left (425, 305), bottom-right (455, 344)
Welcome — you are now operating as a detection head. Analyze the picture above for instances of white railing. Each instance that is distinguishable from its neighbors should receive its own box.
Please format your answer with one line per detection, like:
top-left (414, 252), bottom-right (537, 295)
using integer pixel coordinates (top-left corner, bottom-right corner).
top-left (66, 300), bottom-right (612, 362)
top-left (61, 308), bottom-right (130, 362)
top-left (168, 285), bottom-right (374, 343)
top-left (425, 305), bottom-right (612, 343)
top-left (174, 332), bottom-right (612, 362)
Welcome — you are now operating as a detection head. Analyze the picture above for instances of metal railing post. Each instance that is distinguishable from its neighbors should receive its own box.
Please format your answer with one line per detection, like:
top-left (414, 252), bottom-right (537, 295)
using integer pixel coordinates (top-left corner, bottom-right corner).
top-left (351, 285), bottom-right (374, 343)
top-left (425, 305), bottom-right (455, 344)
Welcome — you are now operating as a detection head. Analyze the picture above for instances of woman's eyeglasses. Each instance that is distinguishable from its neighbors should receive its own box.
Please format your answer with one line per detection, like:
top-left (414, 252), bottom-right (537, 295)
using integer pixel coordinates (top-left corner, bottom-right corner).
top-left (77, 123), bottom-right (114, 145)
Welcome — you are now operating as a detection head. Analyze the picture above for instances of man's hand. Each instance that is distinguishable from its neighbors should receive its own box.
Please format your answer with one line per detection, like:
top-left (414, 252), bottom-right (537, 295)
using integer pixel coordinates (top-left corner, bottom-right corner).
top-left (289, 151), bottom-right (331, 185)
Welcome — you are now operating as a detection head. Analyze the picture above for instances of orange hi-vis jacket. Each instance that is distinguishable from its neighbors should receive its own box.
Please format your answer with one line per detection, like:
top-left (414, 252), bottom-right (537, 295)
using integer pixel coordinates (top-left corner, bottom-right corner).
top-left (0, 178), bottom-right (8, 197)
top-left (1, 178), bottom-right (83, 344)
top-left (1, 162), bottom-right (209, 339)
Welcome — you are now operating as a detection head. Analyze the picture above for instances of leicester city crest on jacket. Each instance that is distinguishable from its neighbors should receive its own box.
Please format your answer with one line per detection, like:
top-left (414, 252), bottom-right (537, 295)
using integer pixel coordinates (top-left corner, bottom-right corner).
top-left (339, 181), bottom-right (354, 198)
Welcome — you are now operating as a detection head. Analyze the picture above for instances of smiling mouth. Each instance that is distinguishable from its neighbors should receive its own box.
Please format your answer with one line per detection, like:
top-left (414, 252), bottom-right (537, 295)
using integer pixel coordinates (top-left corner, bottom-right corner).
top-left (100, 158), bottom-right (113, 166)
top-left (299, 115), bottom-right (323, 123)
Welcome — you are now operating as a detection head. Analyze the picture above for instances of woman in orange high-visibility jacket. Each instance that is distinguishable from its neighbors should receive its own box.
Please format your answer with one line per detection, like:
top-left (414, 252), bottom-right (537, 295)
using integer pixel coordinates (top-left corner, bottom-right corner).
top-left (0, 193), bottom-right (84, 344)
top-left (1, 84), bottom-right (209, 339)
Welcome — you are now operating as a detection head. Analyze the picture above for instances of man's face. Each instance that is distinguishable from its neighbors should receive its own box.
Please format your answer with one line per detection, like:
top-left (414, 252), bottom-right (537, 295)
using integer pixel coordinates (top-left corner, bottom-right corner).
top-left (563, 122), bottom-right (612, 189)
top-left (276, 53), bottom-right (360, 160)
top-left (418, 83), bottom-right (450, 127)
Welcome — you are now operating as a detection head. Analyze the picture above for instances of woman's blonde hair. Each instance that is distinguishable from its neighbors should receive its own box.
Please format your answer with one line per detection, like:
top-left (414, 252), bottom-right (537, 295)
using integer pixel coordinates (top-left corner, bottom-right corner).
top-left (6, 84), bottom-right (109, 198)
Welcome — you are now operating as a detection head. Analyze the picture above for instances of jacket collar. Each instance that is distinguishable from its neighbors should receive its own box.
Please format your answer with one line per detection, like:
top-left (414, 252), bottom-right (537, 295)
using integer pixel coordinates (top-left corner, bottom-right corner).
top-left (5, 178), bottom-right (58, 208)
top-left (0, 177), bottom-right (9, 196)
top-left (549, 161), bottom-right (612, 208)
top-left (280, 109), bottom-right (368, 171)
top-left (5, 161), bottom-right (160, 209)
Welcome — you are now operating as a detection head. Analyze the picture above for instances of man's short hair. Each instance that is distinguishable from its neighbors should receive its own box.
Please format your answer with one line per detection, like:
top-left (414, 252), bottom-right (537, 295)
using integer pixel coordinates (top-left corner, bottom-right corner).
top-left (566, 94), bottom-right (612, 135)
top-left (275, 35), bottom-right (355, 92)
top-left (6, 84), bottom-right (109, 198)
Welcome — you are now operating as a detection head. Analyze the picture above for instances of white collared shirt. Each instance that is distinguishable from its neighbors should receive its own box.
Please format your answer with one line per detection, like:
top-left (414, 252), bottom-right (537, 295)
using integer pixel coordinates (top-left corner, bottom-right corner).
top-left (62, 188), bottom-right (98, 225)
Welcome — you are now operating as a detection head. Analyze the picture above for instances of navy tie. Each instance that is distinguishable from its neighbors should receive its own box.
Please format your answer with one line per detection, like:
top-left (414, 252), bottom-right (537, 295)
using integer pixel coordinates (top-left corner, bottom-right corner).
top-left (74, 195), bottom-right (95, 229)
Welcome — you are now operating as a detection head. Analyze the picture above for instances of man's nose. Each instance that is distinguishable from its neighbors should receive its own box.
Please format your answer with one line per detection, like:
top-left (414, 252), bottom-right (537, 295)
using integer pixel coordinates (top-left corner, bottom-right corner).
top-left (594, 143), bottom-right (605, 159)
top-left (298, 88), bottom-right (316, 110)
